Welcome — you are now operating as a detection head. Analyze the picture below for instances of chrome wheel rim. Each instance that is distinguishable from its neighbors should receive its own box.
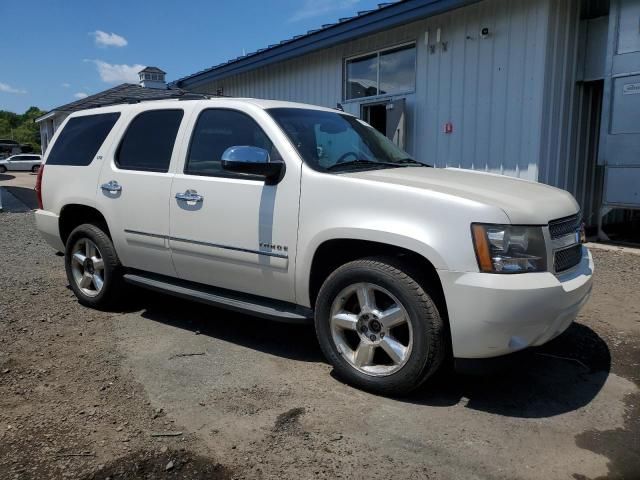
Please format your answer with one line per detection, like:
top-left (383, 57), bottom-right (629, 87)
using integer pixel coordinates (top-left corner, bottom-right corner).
top-left (70, 238), bottom-right (105, 297)
top-left (329, 282), bottom-right (413, 376)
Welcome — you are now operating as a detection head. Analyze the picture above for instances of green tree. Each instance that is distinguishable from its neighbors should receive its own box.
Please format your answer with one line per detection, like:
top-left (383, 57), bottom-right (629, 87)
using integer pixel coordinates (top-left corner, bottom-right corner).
top-left (0, 107), bottom-right (46, 153)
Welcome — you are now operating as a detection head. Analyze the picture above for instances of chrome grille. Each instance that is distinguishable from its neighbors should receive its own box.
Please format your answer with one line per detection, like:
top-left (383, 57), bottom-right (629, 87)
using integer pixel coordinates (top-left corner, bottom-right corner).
top-left (554, 245), bottom-right (583, 272)
top-left (549, 213), bottom-right (581, 239)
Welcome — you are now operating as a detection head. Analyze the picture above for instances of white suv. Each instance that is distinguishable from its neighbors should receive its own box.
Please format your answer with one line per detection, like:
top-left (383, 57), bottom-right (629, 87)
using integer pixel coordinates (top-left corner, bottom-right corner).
top-left (35, 98), bottom-right (593, 394)
top-left (0, 154), bottom-right (42, 173)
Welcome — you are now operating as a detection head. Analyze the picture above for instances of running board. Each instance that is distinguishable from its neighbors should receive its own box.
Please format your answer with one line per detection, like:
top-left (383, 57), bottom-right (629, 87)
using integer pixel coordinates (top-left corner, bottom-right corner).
top-left (123, 272), bottom-right (313, 324)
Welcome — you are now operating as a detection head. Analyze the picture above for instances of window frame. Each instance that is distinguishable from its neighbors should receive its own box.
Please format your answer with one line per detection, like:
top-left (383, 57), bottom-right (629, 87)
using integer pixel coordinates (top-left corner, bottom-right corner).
top-left (183, 107), bottom-right (279, 181)
top-left (114, 108), bottom-right (184, 173)
top-left (343, 41), bottom-right (417, 103)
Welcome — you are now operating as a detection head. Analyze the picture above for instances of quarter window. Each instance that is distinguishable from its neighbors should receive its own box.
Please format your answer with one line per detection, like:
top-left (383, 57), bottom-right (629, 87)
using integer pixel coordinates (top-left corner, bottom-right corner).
top-left (116, 110), bottom-right (183, 172)
top-left (345, 44), bottom-right (416, 100)
top-left (185, 109), bottom-right (278, 178)
top-left (47, 113), bottom-right (120, 166)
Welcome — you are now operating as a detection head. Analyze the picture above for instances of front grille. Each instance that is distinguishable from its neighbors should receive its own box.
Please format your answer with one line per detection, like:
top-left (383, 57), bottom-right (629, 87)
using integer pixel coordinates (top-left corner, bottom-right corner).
top-left (549, 213), bottom-right (581, 239)
top-left (554, 244), bottom-right (583, 272)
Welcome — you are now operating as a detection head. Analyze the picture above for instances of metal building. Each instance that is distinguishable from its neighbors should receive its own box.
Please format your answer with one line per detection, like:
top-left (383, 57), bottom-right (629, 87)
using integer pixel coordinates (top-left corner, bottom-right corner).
top-left (172, 0), bottom-right (640, 235)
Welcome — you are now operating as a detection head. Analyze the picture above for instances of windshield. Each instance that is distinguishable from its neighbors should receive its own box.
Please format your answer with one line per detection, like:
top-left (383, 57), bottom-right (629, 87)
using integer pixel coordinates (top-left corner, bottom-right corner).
top-left (267, 108), bottom-right (429, 172)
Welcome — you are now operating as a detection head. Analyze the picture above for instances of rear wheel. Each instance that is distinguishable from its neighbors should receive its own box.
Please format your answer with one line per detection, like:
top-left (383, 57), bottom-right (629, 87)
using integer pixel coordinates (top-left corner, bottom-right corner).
top-left (315, 257), bottom-right (445, 395)
top-left (31, 165), bottom-right (39, 173)
top-left (64, 223), bottom-right (123, 308)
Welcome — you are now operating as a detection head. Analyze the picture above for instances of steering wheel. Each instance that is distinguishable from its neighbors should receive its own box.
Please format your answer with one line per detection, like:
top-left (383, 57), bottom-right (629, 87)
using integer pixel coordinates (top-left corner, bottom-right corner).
top-left (336, 151), bottom-right (359, 164)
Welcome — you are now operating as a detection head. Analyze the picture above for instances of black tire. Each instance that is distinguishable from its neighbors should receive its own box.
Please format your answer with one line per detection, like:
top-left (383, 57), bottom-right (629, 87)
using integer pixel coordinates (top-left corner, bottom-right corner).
top-left (315, 257), bottom-right (445, 395)
top-left (0, 165), bottom-right (6, 174)
top-left (64, 223), bottom-right (123, 309)
top-left (31, 165), bottom-right (39, 173)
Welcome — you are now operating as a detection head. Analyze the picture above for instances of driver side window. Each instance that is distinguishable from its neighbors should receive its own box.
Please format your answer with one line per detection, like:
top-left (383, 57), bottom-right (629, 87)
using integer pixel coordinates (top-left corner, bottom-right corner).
top-left (185, 109), bottom-right (280, 178)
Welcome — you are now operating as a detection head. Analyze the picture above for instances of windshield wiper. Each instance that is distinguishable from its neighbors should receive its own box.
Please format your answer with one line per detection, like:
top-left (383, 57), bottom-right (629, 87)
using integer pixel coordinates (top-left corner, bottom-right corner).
top-left (327, 159), bottom-right (402, 171)
top-left (395, 158), bottom-right (432, 167)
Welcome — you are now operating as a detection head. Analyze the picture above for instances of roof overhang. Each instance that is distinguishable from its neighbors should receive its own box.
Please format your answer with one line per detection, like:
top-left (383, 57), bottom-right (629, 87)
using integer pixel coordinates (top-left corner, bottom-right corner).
top-left (172, 0), bottom-right (479, 89)
top-left (35, 111), bottom-right (60, 123)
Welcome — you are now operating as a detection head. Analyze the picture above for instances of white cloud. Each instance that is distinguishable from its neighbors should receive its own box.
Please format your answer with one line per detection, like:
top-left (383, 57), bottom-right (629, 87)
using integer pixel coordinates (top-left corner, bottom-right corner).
top-left (289, 0), bottom-right (360, 22)
top-left (0, 82), bottom-right (27, 94)
top-left (86, 59), bottom-right (144, 84)
top-left (61, 83), bottom-right (71, 88)
top-left (92, 30), bottom-right (128, 48)
top-left (74, 92), bottom-right (88, 99)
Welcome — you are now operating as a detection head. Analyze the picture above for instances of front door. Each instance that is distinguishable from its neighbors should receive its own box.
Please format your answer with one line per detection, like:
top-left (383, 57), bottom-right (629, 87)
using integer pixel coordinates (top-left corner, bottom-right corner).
top-left (9, 156), bottom-right (30, 171)
top-left (169, 106), bottom-right (300, 302)
top-left (96, 107), bottom-right (187, 277)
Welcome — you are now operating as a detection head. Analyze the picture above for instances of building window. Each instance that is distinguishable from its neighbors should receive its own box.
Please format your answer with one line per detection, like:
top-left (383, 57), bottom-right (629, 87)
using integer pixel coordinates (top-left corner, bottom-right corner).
top-left (345, 43), bottom-right (416, 100)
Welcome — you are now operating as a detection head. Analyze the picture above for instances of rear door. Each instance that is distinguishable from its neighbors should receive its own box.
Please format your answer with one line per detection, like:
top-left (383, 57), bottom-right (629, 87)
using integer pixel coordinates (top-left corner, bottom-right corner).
top-left (96, 105), bottom-right (189, 277)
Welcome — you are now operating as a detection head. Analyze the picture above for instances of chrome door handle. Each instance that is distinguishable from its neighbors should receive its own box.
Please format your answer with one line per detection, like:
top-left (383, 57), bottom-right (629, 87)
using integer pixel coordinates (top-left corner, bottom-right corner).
top-left (100, 180), bottom-right (122, 193)
top-left (175, 189), bottom-right (203, 203)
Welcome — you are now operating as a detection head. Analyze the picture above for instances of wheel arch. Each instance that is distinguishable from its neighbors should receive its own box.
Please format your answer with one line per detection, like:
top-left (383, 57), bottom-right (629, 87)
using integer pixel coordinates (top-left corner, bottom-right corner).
top-left (304, 235), bottom-right (447, 315)
top-left (59, 204), bottom-right (112, 245)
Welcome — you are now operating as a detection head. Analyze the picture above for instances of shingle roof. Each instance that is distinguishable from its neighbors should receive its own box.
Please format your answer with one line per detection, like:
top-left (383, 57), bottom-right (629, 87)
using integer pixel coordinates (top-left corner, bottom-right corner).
top-left (139, 66), bottom-right (166, 74)
top-left (37, 83), bottom-right (187, 121)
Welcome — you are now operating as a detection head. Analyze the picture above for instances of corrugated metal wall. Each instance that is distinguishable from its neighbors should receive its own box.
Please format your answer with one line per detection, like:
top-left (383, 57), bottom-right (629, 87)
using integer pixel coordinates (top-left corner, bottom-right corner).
top-left (193, 0), bottom-right (601, 223)
top-left (194, 0), bottom-right (552, 183)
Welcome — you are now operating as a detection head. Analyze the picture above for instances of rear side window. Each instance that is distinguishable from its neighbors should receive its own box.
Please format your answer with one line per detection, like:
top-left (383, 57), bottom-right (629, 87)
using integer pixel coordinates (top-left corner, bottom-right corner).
top-left (47, 113), bottom-right (120, 166)
top-left (116, 109), bottom-right (183, 172)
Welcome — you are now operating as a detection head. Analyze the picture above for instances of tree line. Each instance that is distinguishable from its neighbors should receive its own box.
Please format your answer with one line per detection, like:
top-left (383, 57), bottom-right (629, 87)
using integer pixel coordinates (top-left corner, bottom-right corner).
top-left (0, 107), bottom-right (46, 153)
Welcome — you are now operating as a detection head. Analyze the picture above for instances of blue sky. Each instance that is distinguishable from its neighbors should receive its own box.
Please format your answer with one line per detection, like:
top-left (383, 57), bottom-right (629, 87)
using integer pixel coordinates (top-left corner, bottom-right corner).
top-left (0, 0), bottom-right (383, 114)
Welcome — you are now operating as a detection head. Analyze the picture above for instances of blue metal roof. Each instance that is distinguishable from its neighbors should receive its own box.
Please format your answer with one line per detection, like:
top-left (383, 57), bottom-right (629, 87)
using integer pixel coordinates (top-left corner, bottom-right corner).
top-left (172, 0), bottom-right (478, 89)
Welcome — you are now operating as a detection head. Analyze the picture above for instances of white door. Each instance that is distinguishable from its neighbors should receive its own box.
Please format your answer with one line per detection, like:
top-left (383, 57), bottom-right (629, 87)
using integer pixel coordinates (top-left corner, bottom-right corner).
top-left (169, 105), bottom-right (301, 302)
top-left (96, 107), bottom-right (189, 277)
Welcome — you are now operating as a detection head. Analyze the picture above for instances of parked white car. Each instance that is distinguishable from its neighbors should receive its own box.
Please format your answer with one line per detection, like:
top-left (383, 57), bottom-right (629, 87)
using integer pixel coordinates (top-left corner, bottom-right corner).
top-left (34, 98), bottom-right (593, 394)
top-left (0, 154), bottom-right (43, 173)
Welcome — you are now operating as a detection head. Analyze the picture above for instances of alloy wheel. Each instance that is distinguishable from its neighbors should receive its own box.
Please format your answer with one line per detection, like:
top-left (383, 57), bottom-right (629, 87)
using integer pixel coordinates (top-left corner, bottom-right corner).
top-left (329, 282), bottom-right (413, 376)
top-left (70, 238), bottom-right (105, 297)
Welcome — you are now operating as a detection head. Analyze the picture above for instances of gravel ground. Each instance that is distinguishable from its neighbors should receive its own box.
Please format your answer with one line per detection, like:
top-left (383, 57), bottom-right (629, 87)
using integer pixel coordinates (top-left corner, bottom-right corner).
top-left (0, 209), bottom-right (639, 480)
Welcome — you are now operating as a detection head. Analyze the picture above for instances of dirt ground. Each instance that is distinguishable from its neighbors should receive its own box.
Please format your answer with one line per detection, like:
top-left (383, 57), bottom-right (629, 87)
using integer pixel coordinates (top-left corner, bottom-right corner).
top-left (0, 176), bottom-right (639, 479)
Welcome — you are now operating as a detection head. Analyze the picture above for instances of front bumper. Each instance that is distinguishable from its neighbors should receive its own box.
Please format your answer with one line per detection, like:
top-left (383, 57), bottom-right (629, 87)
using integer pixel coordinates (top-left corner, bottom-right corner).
top-left (438, 247), bottom-right (593, 359)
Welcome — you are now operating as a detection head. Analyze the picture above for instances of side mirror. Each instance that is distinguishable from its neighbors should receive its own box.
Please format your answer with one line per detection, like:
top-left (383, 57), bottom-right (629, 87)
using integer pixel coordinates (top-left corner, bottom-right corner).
top-left (221, 146), bottom-right (285, 185)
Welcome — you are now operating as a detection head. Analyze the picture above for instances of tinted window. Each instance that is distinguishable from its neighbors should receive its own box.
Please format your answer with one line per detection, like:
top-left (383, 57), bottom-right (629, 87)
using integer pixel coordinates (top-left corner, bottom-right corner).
top-left (47, 113), bottom-right (120, 166)
top-left (185, 109), bottom-right (278, 178)
top-left (116, 110), bottom-right (183, 172)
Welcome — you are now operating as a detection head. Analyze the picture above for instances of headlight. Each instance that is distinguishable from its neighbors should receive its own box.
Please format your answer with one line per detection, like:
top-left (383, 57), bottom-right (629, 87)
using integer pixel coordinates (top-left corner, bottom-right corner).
top-left (471, 224), bottom-right (547, 273)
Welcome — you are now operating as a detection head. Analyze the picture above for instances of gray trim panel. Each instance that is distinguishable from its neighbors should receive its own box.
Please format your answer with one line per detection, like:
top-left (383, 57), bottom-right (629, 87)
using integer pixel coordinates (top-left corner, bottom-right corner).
top-left (124, 229), bottom-right (289, 259)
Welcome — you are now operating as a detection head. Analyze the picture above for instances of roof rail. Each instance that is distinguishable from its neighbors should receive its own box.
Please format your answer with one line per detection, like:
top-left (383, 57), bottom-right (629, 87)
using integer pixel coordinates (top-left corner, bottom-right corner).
top-left (178, 93), bottom-right (211, 100)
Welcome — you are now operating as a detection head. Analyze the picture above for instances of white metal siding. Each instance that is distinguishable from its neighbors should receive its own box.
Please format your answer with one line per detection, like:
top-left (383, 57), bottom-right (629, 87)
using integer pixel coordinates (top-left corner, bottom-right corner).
top-left (193, 0), bottom-right (600, 222)
top-left (194, 0), bottom-right (551, 183)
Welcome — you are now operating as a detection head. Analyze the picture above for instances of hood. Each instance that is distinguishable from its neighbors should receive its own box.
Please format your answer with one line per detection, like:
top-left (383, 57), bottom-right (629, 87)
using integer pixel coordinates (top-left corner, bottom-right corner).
top-left (345, 167), bottom-right (579, 225)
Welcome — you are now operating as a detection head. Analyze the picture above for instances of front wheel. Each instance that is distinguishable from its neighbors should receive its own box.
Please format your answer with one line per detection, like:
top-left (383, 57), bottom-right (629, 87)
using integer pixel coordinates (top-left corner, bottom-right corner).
top-left (31, 165), bottom-right (40, 173)
top-left (0, 165), bottom-right (6, 174)
top-left (315, 257), bottom-right (445, 395)
top-left (64, 223), bottom-right (123, 308)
